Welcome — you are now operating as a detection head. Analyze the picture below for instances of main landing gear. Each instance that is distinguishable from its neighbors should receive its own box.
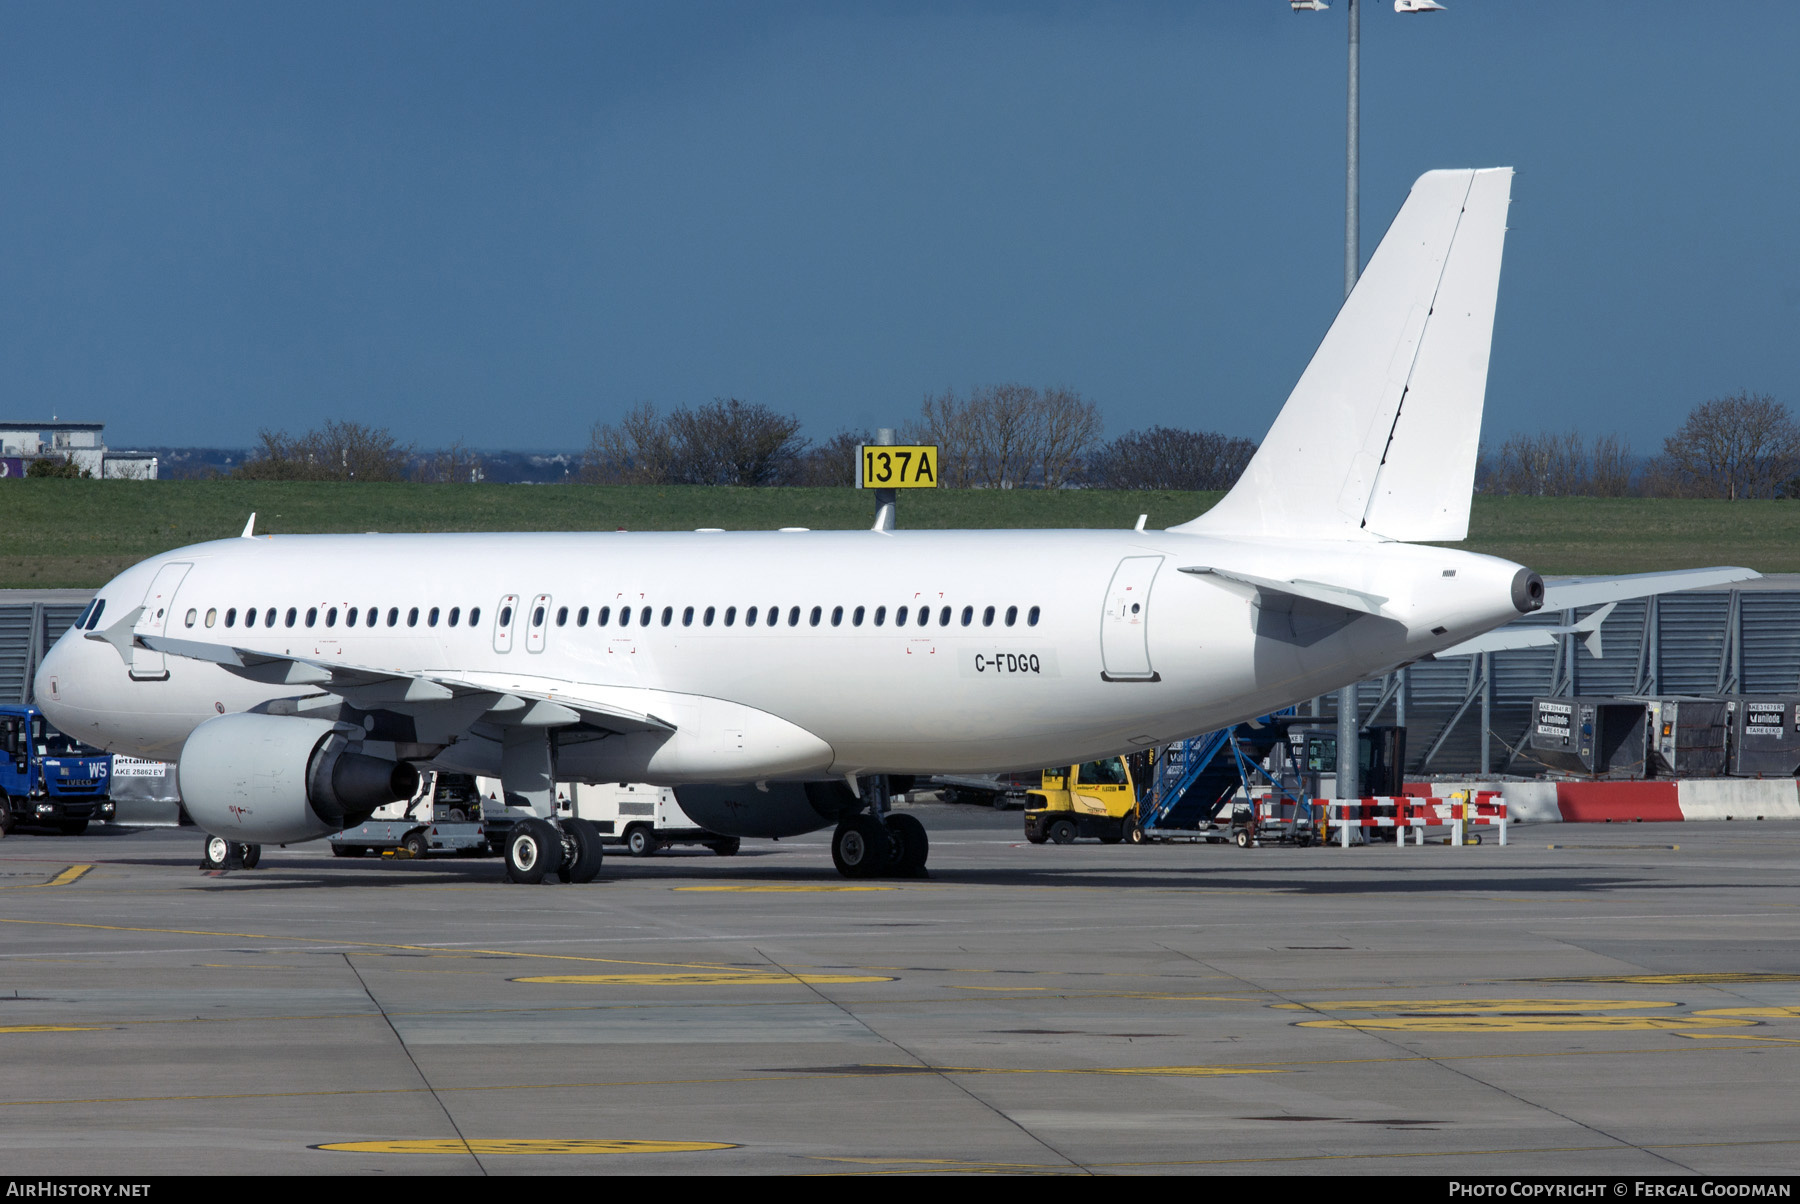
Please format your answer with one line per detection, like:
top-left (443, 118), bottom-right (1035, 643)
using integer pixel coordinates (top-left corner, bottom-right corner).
top-left (503, 817), bottom-right (604, 885)
top-left (831, 811), bottom-right (929, 880)
top-left (200, 835), bottom-right (260, 871)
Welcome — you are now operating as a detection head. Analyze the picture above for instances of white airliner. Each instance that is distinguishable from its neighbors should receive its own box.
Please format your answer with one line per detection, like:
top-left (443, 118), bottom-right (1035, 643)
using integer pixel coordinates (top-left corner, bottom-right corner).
top-left (33, 168), bottom-right (1753, 882)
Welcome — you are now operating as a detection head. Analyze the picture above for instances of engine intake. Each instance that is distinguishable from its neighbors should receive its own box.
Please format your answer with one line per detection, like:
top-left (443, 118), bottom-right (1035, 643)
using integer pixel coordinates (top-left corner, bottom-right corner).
top-left (178, 712), bottom-right (419, 844)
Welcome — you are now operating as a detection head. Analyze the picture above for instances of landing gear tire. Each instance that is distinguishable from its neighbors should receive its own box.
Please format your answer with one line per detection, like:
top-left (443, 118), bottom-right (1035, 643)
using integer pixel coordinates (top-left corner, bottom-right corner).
top-left (883, 813), bottom-right (929, 877)
top-left (557, 819), bottom-right (604, 884)
top-left (708, 837), bottom-right (741, 857)
top-left (505, 818), bottom-right (561, 885)
top-left (401, 831), bottom-right (427, 860)
top-left (832, 814), bottom-right (892, 879)
top-left (239, 843), bottom-right (261, 869)
top-left (202, 834), bottom-right (229, 869)
top-left (1048, 819), bottom-right (1078, 845)
top-left (625, 824), bottom-right (659, 858)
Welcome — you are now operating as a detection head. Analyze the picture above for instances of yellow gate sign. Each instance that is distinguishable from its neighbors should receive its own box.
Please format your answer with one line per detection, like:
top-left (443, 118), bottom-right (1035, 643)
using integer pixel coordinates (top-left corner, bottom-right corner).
top-left (858, 445), bottom-right (939, 489)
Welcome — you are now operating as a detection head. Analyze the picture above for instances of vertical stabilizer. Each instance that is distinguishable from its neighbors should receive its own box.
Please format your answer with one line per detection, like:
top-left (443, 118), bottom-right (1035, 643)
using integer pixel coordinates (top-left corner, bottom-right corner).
top-left (1173, 167), bottom-right (1511, 542)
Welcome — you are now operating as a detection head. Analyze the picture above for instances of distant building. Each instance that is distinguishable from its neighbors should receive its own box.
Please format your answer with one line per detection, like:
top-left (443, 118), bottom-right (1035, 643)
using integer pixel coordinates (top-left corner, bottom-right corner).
top-left (0, 421), bottom-right (158, 479)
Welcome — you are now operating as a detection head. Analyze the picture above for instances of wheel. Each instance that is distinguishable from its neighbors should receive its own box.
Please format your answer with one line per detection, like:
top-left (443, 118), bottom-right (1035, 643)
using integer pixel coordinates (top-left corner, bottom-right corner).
top-left (441, 807), bottom-right (467, 823)
top-left (1024, 818), bottom-right (1048, 845)
top-left (831, 814), bottom-right (892, 879)
top-left (709, 837), bottom-right (741, 856)
top-left (1126, 823), bottom-right (1147, 845)
top-left (202, 834), bottom-right (230, 868)
top-left (991, 793), bottom-right (1011, 811)
top-left (401, 830), bottom-right (427, 860)
top-left (239, 843), bottom-right (261, 868)
top-left (558, 819), bottom-right (604, 884)
top-left (1047, 819), bottom-right (1078, 845)
top-left (0, 806), bottom-right (14, 836)
top-left (625, 824), bottom-right (659, 858)
top-left (1234, 829), bottom-right (1252, 848)
top-left (883, 813), bottom-right (929, 876)
top-left (57, 820), bottom-right (88, 836)
top-left (504, 818), bottom-right (560, 884)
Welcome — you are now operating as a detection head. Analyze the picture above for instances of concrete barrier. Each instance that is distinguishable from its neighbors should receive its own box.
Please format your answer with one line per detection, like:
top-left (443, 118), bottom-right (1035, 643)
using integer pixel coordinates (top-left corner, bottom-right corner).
top-left (1408, 777), bottom-right (1800, 822)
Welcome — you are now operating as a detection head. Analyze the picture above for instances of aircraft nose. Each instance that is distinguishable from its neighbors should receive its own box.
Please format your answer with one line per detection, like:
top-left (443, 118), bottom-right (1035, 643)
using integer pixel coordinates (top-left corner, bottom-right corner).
top-left (34, 624), bottom-right (95, 731)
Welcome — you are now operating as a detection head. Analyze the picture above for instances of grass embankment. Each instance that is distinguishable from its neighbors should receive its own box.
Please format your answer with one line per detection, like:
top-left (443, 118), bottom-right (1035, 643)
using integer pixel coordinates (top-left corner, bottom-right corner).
top-left (2, 481), bottom-right (1795, 587)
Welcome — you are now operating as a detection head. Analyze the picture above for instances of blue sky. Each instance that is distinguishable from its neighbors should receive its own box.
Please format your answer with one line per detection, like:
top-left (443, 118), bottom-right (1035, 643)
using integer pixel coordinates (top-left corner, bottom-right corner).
top-left (2, 1), bottom-right (1794, 453)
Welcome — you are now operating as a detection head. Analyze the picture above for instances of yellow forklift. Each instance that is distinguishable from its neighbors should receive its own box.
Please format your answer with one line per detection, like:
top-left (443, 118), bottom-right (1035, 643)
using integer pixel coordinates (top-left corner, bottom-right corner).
top-left (1022, 757), bottom-right (1137, 845)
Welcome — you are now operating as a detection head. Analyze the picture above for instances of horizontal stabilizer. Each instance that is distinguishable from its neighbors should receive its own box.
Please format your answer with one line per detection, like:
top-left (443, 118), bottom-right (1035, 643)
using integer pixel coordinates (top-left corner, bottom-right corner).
top-left (1435, 602), bottom-right (1615, 659)
top-left (1540, 567), bottom-right (1760, 612)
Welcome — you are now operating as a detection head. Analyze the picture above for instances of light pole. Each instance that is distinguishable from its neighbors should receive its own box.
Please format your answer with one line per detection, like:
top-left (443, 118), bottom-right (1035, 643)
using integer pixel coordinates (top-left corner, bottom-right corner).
top-left (1291, 0), bottom-right (1445, 799)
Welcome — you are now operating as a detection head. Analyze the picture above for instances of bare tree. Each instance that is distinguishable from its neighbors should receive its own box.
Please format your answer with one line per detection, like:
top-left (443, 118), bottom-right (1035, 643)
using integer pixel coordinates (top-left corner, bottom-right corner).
top-left (1037, 387), bottom-right (1103, 489)
top-left (1647, 391), bottom-right (1799, 500)
top-left (1589, 433), bottom-right (1635, 497)
top-left (792, 430), bottom-right (870, 487)
top-left (583, 402), bottom-right (675, 484)
top-left (1485, 430), bottom-right (1636, 497)
top-left (909, 389), bottom-right (981, 488)
top-left (235, 420), bottom-right (409, 481)
top-left (1090, 426), bottom-right (1257, 491)
top-left (415, 441), bottom-right (483, 484)
top-left (966, 384), bottom-right (1042, 489)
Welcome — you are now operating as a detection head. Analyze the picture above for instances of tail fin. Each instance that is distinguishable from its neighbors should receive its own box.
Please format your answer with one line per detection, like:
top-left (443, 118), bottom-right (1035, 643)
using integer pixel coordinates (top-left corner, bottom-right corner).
top-left (1173, 167), bottom-right (1512, 542)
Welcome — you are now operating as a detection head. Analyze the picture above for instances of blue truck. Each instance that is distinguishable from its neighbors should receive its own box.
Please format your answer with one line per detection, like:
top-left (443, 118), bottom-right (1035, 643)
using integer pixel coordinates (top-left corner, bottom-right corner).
top-left (0, 705), bottom-right (114, 835)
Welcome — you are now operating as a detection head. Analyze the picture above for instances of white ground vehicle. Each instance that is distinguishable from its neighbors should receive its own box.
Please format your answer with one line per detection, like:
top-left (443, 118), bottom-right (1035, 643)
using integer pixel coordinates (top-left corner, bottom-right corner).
top-left (517, 779), bottom-right (739, 856)
top-left (330, 771), bottom-right (488, 859)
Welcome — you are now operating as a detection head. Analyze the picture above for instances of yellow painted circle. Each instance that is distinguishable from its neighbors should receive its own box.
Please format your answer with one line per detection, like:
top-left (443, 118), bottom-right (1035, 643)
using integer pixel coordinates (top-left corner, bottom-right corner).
top-left (0, 1025), bottom-right (103, 1034)
top-left (1298, 1015), bottom-right (1755, 1033)
top-left (675, 884), bottom-right (894, 893)
top-left (1274, 999), bottom-right (1677, 1013)
top-left (317, 1139), bottom-right (736, 1156)
top-left (1559, 973), bottom-right (1800, 985)
top-left (513, 972), bottom-right (895, 986)
top-left (1693, 1007), bottom-right (1800, 1019)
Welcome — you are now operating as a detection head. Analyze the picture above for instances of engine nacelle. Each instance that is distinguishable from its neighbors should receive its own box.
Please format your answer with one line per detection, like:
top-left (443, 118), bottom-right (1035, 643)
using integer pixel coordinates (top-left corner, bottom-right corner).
top-left (674, 780), bottom-right (861, 839)
top-left (178, 713), bottom-right (420, 844)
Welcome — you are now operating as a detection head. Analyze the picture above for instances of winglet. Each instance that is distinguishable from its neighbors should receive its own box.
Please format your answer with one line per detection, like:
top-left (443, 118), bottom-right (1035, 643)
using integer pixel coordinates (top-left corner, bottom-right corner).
top-left (241, 513), bottom-right (256, 539)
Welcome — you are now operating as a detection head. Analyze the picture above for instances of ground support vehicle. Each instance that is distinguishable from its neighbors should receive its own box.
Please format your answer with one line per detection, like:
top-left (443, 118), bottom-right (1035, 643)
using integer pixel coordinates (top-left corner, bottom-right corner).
top-left (551, 780), bottom-right (741, 857)
top-left (0, 705), bottom-right (114, 835)
top-left (929, 771), bottom-right (1039, 810)
top-left (1231, 796), bottom-right (1326, 848)
top-left (1023, 758), bottom-right (1137, 844)
top-left (329, 772), bottom-right (488, 859)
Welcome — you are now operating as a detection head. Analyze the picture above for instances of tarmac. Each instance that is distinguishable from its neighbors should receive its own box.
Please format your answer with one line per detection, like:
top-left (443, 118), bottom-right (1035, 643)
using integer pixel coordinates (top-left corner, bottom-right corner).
top-left (1, 803), bottom-right (1798, 1176)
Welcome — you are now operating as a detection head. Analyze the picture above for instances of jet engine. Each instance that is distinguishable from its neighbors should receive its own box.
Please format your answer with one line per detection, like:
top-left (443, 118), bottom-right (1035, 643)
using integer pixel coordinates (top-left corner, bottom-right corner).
top-left (177, 713), bottom-right (420, 844)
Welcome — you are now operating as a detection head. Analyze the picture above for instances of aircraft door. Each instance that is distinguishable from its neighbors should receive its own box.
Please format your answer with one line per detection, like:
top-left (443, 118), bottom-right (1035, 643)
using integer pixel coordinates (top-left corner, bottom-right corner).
top-left (526, 594), bottom-right (551, 653)
top-left (1100, 556), bottom-right (1161, 682)
top-left (493, 594), bottom-right (520, 653)
top-left (129, 561), bottom-right (192, 681)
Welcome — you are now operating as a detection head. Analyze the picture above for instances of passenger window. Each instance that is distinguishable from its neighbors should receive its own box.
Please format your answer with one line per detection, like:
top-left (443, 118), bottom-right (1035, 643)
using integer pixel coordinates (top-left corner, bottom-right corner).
top-left (982, 605), bottom-right (994, 627)
top-left (532, 606), bottom-right (545, 627)
top-left (788, 606), bottom-right (801, 627)
top-left (1005, 605), bottom-right (1017, 627)
top-left (244, 608), bottom-right (256, 629)
top-left (205, 608), bottom-right (217, 628)
top-left (703, 606), bottom-right (715, 626)
top-left (346, 607), bottom-right (358, 627)
top-left (640, 606), bottom-right (651, 626)
top-left (575, 606), bottom-right (587, 627)
top-left (498, 605), bottom-right (513, 627)
top-left (552, 606), bottom-right (565, 627)
top-left (660, 606), bottom-right (672, 627)
top-left (225, 608), bottom-right (237, 628)
top-left (830, 606), bottom-right (842, 627)
top-left (744, 606), bottom-right (757, 626)
top-left (724, 606), bottom-right (736, 627)
top-left (1028, 606), bottom-right (1040, 626)
top-left (852, 606), bottom-right (864, 627)
top-left (682, 606), bottom-right (694, 627)
top-left (184, 608), bottom-right (197, 628)
top-left (387, 607), bottom-right (400, 627)
top-left (429, 607), bottom-right (440, 628)
top-left (468, 607), bottom-right (480, 627)
top-left (960, 606), bottom-right (972, 627)
top-left (895, 605), bottom-right (908, 625)
top-left (598, 606), bottom-right (611, 626)
top-left (808, 606), bottom-right (821, 627)
top-left (938, 606), bottom-right (950, 626)
top-left (874, 606), bottom-right (886, 627)
top-left (618, 607), bottom-right (630, 628)
top-left (325, 607), bottom-right (337, 628)
top-left (767, 607), bottom-right (778, 627)
top-left (408, 607), bottom-right (420, 628)
top-left (449, 607), bottom-right (460, 627)
top-left (285, 607), bottom-right (297, 628)
top-left (367, 607), bottom-right (379, 627)
top-left (305, 607), bottom-right (317, 628)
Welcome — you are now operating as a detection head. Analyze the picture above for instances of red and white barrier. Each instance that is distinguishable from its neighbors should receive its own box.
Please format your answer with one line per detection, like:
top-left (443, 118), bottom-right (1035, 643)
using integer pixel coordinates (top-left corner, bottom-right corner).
top-left (1407, 779), bottom-right (1800, 823)
top-left (1325, 794), bottom-right (1507, 848)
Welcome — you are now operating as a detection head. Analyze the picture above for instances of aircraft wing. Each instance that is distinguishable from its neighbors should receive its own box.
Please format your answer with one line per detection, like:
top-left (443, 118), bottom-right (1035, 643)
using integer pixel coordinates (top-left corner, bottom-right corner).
top-left (131, 634), bottom-right (675, 734)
